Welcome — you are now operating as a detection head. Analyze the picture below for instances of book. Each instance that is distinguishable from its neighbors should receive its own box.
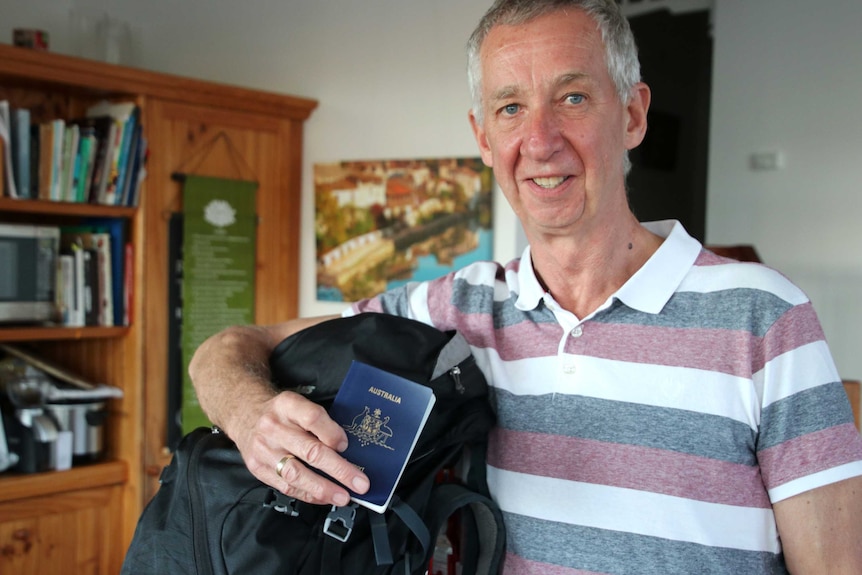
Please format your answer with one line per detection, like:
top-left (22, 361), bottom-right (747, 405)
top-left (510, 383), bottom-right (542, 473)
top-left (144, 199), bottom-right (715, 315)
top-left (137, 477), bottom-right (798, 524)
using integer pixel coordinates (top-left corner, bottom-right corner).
top-left (49, 119), bottom-right (65, 200)
top-left (0, 134), bottom-right (6, 197)
top-left (10, 106), bottom-right (31, 198)
top-left (58, 254), bottom-right (75, 325)
top-left (37, 121), bottom-right (53, 200)
top-left (119, 119), bottom-right (142, 205)
top-left (83, 217), bottom-right (127, 326)
top-left (82, 247), bottom-right (98, 325)
top-left (29, 123), bottom-right (40, 199)
top-left (86, 101), bottom-right (137, 205)
top-left (68, 115), bottom-right (115, 204)
top-left (60, 123), bottom-right (80, 202)
top-left (328, 360), bottom-right (436, 513)
top-left (74, 128), bottom-right (96, 202)
top-left (62, 226), bottom-right (117, 326)
top-left (127, 136), bottom-right (148, 207)
top-left (0, 100), bottom-right (16, 198)
top-left (58, 236), bottom-right (86, 327)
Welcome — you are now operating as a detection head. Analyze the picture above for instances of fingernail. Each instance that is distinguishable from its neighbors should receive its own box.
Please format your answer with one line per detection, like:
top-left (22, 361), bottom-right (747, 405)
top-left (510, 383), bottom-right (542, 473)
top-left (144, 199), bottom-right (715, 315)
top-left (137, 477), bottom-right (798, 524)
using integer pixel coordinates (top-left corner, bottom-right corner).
top-left (352, 475), bottom-right (369, 493)
top-left (337, 440), bottom-right (349, 452)
top-left (333, 492), bottom-right (350, 506)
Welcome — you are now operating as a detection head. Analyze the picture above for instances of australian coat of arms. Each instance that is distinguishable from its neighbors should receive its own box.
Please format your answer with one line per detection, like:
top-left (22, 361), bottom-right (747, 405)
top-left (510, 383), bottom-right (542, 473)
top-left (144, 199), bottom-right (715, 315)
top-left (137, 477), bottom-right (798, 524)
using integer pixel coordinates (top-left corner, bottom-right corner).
top-left (344, 407), bottom-right (395, 450)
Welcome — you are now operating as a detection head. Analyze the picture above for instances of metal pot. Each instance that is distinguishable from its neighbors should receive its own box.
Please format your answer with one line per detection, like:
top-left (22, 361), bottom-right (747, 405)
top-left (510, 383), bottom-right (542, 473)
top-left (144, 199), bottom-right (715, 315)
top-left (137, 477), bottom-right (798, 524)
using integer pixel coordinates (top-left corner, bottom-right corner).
top-left (46, 400), bottom-right (107, 463)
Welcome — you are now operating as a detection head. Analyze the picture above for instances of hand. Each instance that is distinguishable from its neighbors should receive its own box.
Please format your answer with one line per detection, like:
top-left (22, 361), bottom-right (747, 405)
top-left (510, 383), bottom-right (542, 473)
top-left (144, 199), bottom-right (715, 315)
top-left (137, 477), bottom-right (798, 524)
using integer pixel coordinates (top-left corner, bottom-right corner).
top-left (233, 390), bottom-right (370, 507)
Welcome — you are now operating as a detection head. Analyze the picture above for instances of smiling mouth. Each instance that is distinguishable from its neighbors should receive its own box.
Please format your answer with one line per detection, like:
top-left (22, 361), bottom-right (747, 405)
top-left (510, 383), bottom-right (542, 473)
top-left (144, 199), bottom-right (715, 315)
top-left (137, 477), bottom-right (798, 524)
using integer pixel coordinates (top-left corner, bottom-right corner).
top-left (532, 176), bottom-right (568, 189)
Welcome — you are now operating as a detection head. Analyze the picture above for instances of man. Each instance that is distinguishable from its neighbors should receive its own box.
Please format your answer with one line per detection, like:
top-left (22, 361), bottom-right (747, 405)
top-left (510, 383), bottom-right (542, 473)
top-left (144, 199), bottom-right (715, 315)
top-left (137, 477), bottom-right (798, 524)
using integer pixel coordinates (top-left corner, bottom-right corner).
top-left (189, 0), bottom-right (862, 572)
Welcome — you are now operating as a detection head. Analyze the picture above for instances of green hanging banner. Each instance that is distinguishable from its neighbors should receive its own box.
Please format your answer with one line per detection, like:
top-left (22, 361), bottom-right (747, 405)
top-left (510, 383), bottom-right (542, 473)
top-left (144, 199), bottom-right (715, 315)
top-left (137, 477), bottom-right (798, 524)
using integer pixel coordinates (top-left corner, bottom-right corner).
top-left (180, 175), bottom-right (258, 434)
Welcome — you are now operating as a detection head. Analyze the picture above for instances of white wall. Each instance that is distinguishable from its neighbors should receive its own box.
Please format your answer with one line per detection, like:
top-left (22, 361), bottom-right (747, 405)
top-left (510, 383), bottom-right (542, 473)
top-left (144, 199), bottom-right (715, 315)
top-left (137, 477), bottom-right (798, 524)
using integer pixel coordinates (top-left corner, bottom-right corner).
top-left (2, 0), bottom-right (860, 379)
top-left (707, 0), bottom-right (862, 380)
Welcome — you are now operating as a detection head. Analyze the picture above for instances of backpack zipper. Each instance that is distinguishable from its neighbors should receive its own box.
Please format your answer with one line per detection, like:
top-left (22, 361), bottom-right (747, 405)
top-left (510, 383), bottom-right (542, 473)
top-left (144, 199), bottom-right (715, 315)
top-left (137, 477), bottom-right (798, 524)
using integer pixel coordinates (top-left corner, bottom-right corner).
top-left (451, 365), bottom-right (465, 394)
top-left (190, 428), bottom-right (218, 575)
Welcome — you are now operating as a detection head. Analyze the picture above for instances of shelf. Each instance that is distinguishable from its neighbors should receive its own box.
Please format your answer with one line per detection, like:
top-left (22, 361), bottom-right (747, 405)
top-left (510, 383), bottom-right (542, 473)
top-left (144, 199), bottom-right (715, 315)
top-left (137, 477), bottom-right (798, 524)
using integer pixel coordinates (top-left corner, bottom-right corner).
top-left (0, 325), bottom-right (129, 342)
top-left (0, 197), bottom-right (136, 218)
top-left (0, 460), bottom-right (128, 503)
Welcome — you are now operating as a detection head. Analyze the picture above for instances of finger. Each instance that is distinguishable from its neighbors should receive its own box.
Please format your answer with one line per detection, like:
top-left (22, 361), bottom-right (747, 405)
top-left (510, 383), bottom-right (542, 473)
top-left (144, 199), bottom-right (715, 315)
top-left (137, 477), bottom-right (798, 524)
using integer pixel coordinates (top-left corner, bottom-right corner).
top-left (244, 393), bottom-right (370, 505)
top-left (275, 392), bottom-right (350, 452)
top-left (273, 452), bottom-right (354, 507)
top-left (281, 425), bottom-right (370, 496)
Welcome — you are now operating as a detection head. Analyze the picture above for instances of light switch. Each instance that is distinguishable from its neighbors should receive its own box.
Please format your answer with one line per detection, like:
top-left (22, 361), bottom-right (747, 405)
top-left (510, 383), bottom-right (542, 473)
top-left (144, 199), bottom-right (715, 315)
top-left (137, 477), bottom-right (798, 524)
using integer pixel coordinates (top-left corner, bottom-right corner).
top-left (749, 151), bottom-right (784, 171)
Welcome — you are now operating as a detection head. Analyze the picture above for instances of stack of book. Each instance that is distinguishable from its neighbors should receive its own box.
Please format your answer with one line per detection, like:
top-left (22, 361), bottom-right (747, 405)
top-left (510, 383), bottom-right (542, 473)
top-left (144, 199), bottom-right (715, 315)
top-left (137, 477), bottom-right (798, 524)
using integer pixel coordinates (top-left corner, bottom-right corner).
top-left (0, 99), bottom-right (148, 206)
top-left (58, 219), bottom-right (132, 328)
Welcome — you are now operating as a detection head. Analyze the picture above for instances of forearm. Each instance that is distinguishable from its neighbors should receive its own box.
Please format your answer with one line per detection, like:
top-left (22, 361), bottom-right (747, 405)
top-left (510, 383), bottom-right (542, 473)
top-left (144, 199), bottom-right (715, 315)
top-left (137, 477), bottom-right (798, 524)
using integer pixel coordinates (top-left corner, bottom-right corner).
top-left (187, 315), bottom-right (368, 507)
top-left (188, 324), bottom-right (280, 437)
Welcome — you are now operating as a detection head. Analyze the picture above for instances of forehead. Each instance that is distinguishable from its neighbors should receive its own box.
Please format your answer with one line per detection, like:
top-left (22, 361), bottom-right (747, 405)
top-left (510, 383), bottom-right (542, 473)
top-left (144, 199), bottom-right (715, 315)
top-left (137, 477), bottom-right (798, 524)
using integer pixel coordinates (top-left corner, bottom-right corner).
top-left (479, 9), bottom-right (608, 93)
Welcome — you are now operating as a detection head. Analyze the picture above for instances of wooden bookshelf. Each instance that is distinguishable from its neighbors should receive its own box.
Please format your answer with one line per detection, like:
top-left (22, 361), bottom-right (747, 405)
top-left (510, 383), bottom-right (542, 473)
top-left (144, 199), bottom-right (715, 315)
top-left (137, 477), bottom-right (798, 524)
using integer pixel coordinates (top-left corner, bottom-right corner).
top-left (0, 43), bottom-right (316, 573)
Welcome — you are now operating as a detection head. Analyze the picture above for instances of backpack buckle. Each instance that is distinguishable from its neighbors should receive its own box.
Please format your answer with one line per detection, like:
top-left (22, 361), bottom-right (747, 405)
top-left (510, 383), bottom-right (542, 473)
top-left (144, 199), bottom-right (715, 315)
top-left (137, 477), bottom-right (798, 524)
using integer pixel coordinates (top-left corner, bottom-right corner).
top-left (263, 489), bottom-right (300, 516)
top-left (324, 504), bottom-right (357, 542)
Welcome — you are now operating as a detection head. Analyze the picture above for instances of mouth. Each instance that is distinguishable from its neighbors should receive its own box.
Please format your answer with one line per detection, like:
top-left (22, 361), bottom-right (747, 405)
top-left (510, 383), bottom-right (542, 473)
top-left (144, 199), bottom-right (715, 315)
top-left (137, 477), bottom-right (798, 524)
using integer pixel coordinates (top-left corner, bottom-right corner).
top-left (531, 176), bottom-right (569, 189)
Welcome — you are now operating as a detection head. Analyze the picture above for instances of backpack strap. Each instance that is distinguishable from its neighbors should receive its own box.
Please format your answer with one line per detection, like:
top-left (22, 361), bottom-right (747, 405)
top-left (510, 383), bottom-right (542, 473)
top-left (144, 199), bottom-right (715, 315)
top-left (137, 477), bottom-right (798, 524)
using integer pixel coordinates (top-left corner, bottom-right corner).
top-left (424, 483), bottom-right (506, 575)
top-left (388, 495), bottom-right (431, 564)
top-left (318, 497), bottom-right (432, 575)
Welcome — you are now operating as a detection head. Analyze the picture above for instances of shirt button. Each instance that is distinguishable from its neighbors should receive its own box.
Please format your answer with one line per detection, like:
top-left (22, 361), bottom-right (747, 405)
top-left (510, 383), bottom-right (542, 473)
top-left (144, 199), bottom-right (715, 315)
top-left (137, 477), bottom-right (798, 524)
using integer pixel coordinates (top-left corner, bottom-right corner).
top-left (570, 325), bottom-right (583, 338)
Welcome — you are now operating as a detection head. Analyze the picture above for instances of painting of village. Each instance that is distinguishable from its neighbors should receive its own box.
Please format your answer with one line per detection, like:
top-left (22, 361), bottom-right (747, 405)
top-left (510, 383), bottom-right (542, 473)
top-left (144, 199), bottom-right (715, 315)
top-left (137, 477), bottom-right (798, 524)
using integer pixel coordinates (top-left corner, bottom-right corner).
top-left (314, 157), bottom-right (494, 302)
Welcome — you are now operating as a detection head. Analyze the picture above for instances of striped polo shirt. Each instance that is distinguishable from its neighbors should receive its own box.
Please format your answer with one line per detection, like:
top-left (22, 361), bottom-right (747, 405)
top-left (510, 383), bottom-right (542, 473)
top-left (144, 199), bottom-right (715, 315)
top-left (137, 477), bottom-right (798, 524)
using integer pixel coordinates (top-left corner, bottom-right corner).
top-left (348, 220), bottom-right (862, 574)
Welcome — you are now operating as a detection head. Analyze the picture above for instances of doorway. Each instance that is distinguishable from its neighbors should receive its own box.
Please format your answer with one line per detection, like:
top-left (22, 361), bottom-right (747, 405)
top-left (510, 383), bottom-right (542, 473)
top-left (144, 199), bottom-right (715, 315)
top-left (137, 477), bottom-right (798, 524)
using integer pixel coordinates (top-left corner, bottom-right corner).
top-left (626, 9), bottom-right (713, 242)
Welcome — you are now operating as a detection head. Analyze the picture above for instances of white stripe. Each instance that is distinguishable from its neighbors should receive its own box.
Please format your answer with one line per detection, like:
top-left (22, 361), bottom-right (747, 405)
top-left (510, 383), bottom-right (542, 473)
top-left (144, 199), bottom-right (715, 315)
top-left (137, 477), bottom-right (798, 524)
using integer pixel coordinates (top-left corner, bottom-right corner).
top-left (755, 341), bottom-right (841, 407)
top-left (456, 261), bottom-right (500, 286)
top-left (405, 280), bottom-right (432, 325)
top-left (483, 350), bottom-right (760, 428)
top-left (682, 261), bottom-right (809, 306)
top-left (768, 461), bottom-right (862, 503)
top-left (488, 466), bottom-right (780, 553)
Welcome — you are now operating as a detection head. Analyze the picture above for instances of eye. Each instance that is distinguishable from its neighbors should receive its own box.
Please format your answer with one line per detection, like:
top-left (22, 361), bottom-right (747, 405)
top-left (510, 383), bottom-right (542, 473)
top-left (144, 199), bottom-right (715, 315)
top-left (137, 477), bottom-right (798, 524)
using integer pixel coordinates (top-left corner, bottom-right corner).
top-left (566, 93), bottom-right (585, 105)
top-left (501, 103), bottom-right (519, 116)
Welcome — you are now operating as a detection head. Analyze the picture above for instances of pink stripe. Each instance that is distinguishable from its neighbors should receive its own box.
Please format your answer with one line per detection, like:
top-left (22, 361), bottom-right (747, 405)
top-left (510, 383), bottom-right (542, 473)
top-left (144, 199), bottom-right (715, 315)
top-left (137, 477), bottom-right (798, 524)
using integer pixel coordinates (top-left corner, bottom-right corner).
top-left (354, 299), bottom-right (384, 313)
top-left (760, 302), bottom-right (824, 365)
top-left (575, 322), bottom-right (757, 377)
top-left (489, 427), bottom-right (772, 508)
top-left (695, 250), bottom-right (734, 266)
top-left (758, 423), bottom-right (862, 489)
top-left (504, 551), bottom-right (607, 575)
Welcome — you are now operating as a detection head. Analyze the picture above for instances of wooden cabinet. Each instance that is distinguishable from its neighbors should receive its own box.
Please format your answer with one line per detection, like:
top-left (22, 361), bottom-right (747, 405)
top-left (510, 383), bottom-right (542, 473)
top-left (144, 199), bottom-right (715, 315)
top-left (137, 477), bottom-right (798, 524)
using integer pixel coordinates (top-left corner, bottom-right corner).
top-left (0, 44), bottom-right (316, 573)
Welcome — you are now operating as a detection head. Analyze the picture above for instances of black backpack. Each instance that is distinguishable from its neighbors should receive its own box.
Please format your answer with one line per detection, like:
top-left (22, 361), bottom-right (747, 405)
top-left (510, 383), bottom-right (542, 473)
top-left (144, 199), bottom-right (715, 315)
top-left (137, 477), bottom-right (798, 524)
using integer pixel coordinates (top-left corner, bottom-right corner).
top-left (121, 313), bottom-right (506, 575)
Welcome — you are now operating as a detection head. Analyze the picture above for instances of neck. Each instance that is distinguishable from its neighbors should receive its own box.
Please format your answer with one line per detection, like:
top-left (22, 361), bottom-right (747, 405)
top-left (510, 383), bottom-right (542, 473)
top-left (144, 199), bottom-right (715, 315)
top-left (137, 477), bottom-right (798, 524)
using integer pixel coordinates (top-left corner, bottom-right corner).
top-left (530, 218), bottom-right (663, 318)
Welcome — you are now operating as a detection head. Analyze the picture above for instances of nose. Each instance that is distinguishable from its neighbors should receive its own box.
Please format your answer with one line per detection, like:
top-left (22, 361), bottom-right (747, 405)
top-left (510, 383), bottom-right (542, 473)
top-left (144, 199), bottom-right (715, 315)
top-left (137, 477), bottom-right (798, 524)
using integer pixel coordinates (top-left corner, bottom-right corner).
top-left (521, 106), bottom-right (565, 161)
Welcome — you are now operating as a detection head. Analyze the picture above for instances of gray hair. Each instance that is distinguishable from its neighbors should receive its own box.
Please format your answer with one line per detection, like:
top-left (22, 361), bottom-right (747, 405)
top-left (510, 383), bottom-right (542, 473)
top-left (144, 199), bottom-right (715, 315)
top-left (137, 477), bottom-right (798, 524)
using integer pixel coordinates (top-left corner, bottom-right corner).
top-left (467, 0), bottom-right (642, 125)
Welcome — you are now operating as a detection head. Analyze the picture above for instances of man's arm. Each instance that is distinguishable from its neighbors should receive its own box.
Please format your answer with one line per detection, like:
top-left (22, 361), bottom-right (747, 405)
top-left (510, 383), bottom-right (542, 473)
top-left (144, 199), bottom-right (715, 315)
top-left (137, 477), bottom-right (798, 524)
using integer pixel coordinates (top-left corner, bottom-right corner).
top-left (773, 475), bottom-right (862, 573)
top-left (188, 314), bottom-right (370, 507)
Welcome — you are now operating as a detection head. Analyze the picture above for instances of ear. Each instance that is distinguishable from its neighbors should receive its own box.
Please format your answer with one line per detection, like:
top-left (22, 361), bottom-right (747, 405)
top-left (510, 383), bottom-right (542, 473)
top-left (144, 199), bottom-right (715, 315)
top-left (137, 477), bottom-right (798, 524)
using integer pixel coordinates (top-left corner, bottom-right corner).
top-left (469, 109), bottom-right (494, 167)
top-left (623, 82), bottom-right (651, 151)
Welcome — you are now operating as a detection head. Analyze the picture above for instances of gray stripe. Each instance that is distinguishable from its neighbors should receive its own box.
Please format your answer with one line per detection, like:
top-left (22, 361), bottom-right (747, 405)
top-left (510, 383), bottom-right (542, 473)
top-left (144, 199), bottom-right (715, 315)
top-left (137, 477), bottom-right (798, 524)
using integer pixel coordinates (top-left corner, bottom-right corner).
top-left (758, 381), bottom-right (853, 450)
top-left (450, 277), bottom-right (556, 328)
top-left (595, 289), bottom-right (793, 337)
top-left (495, 389), bottom-right (757, 465)
top-left (449, 279), bottom-right (793, 337)
top-left (504, 511), bottom-right (788, 575)
top-left (377, 285), bottom-right (414, 318)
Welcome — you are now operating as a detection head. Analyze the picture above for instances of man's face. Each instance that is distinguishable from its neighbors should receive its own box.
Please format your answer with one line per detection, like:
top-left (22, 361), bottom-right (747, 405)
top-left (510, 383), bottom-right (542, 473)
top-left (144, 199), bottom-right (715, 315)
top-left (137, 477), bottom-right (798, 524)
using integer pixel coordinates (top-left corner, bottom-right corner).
top-left (469, 10), bottom-right (648, 241)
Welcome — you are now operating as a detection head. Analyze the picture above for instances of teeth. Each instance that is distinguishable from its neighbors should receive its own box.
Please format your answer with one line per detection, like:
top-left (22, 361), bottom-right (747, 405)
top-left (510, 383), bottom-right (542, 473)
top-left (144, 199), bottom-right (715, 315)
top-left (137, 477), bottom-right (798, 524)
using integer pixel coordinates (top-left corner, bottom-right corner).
top-left (533, 176), bottom-right (566, 189)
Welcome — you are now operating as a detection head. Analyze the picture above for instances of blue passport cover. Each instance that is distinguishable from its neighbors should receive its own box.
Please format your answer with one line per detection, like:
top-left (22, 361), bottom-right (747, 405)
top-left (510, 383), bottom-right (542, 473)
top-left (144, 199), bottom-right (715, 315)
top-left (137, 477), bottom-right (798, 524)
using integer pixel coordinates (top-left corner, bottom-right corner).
top-left (329, 360), bottom-right (436, 513)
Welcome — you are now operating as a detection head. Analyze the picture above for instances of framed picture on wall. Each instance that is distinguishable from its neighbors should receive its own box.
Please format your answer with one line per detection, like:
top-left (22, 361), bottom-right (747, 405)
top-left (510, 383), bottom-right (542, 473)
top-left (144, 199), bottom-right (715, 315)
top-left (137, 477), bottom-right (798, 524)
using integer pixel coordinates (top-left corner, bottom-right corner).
top-left (314, 157), bottom-right (494, 302)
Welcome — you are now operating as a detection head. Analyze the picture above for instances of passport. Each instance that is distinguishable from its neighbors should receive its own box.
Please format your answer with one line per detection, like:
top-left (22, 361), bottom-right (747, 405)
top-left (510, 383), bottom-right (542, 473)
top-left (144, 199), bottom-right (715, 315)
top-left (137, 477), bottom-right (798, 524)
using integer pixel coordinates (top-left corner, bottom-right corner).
top-left (329, 360), bottom-right (436, 513)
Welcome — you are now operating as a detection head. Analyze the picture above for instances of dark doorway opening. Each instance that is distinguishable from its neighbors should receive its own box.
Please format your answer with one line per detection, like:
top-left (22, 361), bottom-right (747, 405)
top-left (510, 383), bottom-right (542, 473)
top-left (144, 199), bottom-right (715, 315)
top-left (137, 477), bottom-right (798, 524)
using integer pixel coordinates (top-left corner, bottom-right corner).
top-left (627, 9), bottom-right (713, 242)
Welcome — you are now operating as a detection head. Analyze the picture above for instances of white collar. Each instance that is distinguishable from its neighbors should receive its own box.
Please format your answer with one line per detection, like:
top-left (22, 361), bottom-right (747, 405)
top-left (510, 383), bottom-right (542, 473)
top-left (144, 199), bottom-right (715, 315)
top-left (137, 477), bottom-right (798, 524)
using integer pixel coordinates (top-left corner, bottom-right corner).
top-left (514, 220), bottom-right (702, 315)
